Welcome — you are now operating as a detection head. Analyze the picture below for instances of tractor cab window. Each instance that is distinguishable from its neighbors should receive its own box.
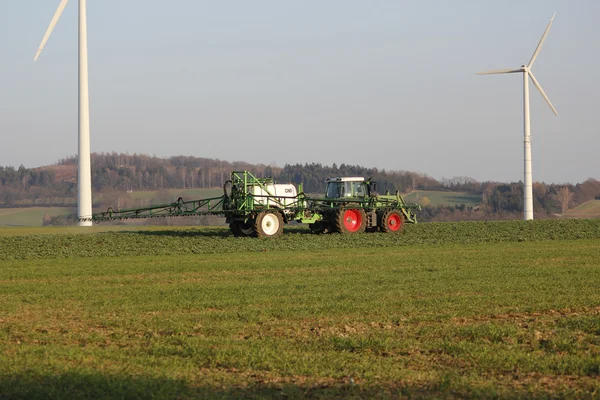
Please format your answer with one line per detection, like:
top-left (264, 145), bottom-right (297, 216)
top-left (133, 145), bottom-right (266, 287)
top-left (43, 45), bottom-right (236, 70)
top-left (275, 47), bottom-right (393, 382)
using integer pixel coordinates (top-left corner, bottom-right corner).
top-left (342, 182), bottom-right (353, 197)
top-left (355, 183), bottom-right (365, 197)
top-left (326, 182), bottom-right (339, 198)
top-left (326, 181), bottom-right (365, 198)
top-left (326, 182), bottom-right (351, 198)
top-left (327, 182), bottom-right (352, 199)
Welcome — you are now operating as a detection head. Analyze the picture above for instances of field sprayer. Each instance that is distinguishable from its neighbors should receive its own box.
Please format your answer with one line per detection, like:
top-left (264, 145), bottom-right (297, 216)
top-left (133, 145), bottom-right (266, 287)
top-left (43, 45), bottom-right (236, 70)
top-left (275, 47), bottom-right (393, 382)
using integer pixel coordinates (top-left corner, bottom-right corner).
top-left (87, 171), bottom-right (421, 238)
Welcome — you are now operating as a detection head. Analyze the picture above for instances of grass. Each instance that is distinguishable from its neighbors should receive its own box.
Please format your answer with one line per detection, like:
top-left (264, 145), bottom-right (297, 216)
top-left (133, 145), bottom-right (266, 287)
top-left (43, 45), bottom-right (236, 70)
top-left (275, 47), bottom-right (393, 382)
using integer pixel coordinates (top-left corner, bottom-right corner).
top-left (0, 224), bottom-right (217, 237)
top-left (0, 207), bottom-right (72, 227)
top-left (403, 190), bottom-right (482, 207)
top-left (565, 200), bottom-right (600, 218)
top-left (2, 219), bottom-right (600, 258)
top-left (0, 189), bottom-right (223, 227)
top-left (0, 223), bottom-right (599, 398)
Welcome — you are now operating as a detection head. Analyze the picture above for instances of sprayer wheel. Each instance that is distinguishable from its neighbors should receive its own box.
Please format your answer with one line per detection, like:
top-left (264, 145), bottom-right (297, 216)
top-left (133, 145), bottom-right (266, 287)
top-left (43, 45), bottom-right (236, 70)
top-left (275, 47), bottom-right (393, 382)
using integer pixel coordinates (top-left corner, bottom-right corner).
top-left (230, 221), bottom-right (254, 237)
top-left (253, 211), bottom-right (284, 238)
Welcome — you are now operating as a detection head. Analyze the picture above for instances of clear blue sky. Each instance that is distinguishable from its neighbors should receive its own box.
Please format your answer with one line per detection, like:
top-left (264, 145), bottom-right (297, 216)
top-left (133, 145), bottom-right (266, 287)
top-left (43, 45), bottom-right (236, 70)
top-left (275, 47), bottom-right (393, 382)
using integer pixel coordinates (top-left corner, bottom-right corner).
top-left (1, 1), bottom-right (598, 183)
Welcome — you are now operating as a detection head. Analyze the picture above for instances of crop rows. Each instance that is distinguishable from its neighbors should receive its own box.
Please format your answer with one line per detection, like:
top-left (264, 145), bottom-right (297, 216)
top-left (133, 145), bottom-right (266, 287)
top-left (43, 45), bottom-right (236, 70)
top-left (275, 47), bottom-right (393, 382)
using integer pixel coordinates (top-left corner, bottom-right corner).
top-left (1, 218), bottom-right (599, 260)
top-left (2, 220), bottom-right (599, 398)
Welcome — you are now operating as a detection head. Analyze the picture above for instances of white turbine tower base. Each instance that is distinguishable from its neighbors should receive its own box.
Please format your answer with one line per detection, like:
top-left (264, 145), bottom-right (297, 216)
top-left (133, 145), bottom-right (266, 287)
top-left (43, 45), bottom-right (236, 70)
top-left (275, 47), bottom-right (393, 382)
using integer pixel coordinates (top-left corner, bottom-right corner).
top-left (477, 13), bottom-right (558, 221)
top-left (35, 0), bottom-right (93, 227)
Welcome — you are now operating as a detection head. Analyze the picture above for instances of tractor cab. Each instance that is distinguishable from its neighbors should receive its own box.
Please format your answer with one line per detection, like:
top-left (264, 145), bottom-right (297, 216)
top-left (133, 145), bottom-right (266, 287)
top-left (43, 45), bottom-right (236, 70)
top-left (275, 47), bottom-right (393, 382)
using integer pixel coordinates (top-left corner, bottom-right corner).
top-left (325, 177), bottom-right (370, 199)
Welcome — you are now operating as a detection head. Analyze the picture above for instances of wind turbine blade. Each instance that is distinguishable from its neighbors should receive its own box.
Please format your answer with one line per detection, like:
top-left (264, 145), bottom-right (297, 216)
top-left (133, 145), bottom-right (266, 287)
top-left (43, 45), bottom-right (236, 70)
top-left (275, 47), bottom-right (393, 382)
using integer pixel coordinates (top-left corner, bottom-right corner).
top-left (528, 71), bottom-right (558, 116)
top-left (476, 68), bottom-right (522, 75)
top-left (528, 13), bottom-right (556, 68)
top-left (34, 0), bottom-right (70, 61)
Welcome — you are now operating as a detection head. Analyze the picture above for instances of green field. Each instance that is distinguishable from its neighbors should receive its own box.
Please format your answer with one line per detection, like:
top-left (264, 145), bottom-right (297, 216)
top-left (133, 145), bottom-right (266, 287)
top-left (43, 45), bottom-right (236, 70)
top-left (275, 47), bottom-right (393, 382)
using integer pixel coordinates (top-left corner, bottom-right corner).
top-left (0, 189), bottom-right (223, 227)
top-left (0, 207), bottom-right (72, 227)
top-left (1, 221), bottom-right (599, 399)
top-left (403, 190), bottom-right (482, 207)
top-left (565, 200), bottom-right (600, 218)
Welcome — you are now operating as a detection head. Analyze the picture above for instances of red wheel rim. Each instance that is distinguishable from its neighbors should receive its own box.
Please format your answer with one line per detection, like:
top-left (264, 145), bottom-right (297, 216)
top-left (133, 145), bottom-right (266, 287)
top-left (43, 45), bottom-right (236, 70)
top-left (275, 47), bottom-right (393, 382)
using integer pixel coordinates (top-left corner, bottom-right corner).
top-left (387, 213), bottom-right (402, 231)
top-left (343, 209), bottom-right (362, 232)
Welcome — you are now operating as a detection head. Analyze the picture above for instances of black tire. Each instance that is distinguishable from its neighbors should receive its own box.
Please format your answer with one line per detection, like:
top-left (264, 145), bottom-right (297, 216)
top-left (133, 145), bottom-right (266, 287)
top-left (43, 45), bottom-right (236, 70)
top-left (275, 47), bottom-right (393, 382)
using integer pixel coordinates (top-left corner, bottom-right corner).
top-left (253, 211), bottom-right (284, 238)
top-left (230, 221), bottom-right (254, 237)
top-left (333, 208), bottom-right (366, 234)
top-left (230, 222), bottom-right (242, 237)
top-left (379, 210), bottom-right (404, 233)
top-left (309, 222), bottom-right (330, 234)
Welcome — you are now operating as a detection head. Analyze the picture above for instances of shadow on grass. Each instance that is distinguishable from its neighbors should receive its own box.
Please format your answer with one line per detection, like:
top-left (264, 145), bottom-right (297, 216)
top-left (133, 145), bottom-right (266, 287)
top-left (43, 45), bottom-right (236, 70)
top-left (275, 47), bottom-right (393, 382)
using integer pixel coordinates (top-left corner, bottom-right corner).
top-left (0, 372), bottom-right (440, 400)
top-left (123, 228), bottom-right (232, 239)
top-left (122, 225), bottom-right (314, 239)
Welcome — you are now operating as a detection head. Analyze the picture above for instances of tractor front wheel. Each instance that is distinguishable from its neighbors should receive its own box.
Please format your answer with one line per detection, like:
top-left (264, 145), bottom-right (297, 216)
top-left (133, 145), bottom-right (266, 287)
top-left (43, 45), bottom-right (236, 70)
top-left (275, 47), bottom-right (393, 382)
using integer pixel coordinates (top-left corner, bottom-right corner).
top-left (253, 211), bottom-right (284, 238)
top-left (334, 208), bottom-right (366, 234)
top-left (380, 210), bottom-right (404, 233)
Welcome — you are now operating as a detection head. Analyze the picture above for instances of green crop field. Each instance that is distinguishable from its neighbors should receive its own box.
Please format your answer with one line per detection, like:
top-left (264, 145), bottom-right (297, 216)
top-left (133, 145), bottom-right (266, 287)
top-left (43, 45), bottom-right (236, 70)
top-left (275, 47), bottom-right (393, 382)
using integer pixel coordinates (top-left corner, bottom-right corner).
top-left (0, 207), bottom-right (72, 227)
top-left (1, 220), bottom-right (599, 399)
top-left (403, 190), bottom-right (482, 207)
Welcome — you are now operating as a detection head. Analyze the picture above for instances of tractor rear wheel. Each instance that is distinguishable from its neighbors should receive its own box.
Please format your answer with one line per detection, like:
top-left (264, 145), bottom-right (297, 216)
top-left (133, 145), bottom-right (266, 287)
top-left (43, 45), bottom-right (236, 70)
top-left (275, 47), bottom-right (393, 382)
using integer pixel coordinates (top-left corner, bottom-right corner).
top-left (333, 208), bottom-right (366, 234)
top-left (380, 210), bottom-right (404, 233)
top-left (253, 211), bottom-right (284, 238)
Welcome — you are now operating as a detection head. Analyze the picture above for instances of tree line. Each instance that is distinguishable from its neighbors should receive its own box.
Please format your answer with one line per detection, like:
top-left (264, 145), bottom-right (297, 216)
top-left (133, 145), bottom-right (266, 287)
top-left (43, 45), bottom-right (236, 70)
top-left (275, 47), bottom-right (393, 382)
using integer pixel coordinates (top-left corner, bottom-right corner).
top-left (1, 153), bottom-right (599, 219)
top-left (419, 180), bottom-right (600, 222)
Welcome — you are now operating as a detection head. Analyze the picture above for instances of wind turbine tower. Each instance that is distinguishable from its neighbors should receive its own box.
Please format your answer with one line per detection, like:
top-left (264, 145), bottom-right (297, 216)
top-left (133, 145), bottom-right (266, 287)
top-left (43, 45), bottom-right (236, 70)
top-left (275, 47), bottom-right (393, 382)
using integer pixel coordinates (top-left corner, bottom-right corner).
top-left (478, 13), bottom-right (558, 221)
top-left (35, 0), bottom-right (93, 227)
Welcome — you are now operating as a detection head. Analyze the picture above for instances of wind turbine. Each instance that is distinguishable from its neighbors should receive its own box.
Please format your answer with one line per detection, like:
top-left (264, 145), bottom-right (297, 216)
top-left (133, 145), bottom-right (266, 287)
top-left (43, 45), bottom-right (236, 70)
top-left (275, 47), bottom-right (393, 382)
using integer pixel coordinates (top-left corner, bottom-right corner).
top-left (35, 0), bottom-right (93, 227)
top-left (478, 13), bottom-right (558, 221)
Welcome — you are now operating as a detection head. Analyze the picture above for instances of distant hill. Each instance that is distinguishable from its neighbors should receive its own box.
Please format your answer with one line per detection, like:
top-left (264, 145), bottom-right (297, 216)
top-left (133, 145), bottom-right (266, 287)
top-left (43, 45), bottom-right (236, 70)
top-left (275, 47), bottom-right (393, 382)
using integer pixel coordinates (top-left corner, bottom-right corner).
top-left (2, 152), bottom-right (600, 224)
top-left (563, 200), bottom-right (600, 218)
top-left (403, 190), bottom-right (482, 207)
top-left (36, 164), bottom-right (77, 183)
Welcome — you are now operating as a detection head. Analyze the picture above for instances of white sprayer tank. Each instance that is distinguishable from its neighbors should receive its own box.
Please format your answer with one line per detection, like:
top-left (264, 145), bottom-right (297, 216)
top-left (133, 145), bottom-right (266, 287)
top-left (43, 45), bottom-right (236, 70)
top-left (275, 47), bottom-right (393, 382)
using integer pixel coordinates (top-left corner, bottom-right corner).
top-left (250, 184), bottom-right (297, 209)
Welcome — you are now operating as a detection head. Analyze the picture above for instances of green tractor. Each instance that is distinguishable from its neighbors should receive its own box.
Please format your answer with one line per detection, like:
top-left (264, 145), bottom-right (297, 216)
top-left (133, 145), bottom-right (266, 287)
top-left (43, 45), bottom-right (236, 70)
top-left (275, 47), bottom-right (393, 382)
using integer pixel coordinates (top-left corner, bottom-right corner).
top-left (302, 176), bottom-right (420, 235)
top-left (88, 170), bottom-right (420, 238)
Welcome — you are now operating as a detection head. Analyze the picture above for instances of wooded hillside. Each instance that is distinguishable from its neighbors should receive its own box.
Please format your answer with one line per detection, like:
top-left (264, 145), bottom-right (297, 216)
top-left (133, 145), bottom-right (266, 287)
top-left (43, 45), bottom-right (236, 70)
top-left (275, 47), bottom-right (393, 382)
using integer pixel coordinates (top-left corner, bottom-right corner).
top-left (1, 152), bottom-right (599, 221)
